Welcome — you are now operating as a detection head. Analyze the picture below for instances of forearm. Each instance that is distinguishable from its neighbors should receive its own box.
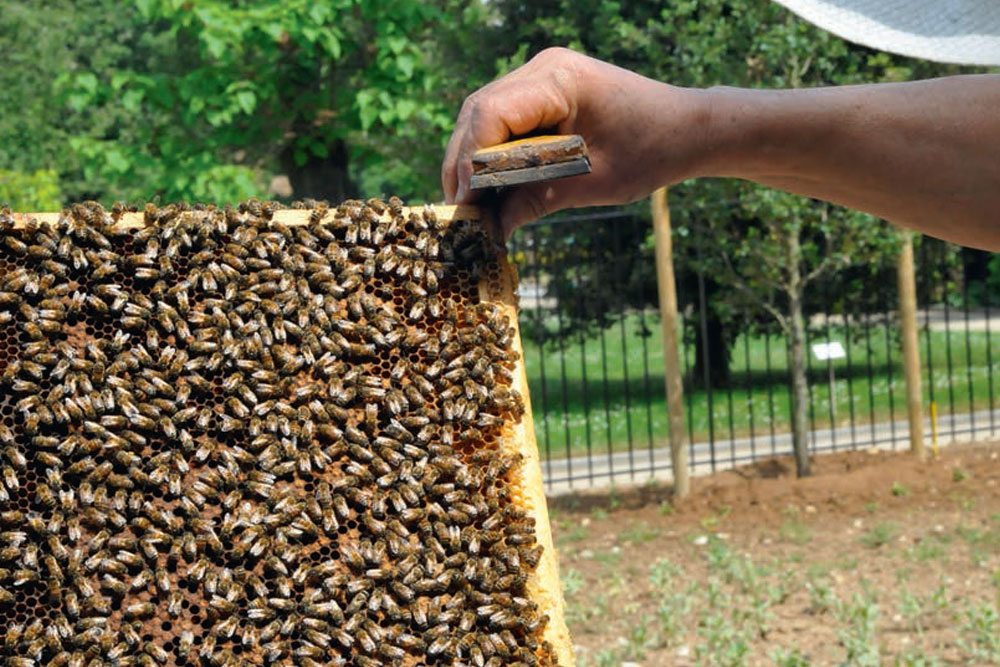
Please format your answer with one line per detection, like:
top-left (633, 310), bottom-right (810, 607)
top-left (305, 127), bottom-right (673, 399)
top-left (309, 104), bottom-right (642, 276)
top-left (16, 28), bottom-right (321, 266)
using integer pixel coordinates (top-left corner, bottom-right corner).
top-left (690, 75), bottom-right (1000, 250)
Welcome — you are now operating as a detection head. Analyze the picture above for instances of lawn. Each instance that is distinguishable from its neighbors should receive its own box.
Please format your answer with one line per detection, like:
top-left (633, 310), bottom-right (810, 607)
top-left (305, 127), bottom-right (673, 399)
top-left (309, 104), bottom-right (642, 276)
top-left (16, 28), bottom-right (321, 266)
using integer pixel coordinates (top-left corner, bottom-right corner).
top-left (548, 444), bottom-right (1000, 666)
top-left (519, 309), bottom-right (1000, 461)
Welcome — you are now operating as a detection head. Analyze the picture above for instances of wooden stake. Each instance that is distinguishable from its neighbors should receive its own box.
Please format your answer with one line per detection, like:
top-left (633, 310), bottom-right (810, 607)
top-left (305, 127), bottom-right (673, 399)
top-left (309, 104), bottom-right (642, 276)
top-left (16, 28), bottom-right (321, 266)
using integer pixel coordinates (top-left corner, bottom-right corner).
top-left (897, 229), bottom-right (926, 460)
top-left (651, 188), bottom-right (689, 497)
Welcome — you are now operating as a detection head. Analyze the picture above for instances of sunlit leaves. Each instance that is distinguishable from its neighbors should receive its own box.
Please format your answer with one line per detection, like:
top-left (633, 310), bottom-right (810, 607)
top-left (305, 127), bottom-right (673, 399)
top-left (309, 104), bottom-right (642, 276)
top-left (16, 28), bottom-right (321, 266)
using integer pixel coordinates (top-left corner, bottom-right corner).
top-left (0, 170), bottom-right (62, 211)
top-left (26, 0), bottom-right (462, 203)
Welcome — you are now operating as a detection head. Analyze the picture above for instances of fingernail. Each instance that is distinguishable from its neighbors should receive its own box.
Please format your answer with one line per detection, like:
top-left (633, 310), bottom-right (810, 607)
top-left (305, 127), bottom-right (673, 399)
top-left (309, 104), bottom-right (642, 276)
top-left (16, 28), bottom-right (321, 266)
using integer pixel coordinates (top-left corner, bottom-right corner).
top-left (456, 182), bottom-right (468, 204)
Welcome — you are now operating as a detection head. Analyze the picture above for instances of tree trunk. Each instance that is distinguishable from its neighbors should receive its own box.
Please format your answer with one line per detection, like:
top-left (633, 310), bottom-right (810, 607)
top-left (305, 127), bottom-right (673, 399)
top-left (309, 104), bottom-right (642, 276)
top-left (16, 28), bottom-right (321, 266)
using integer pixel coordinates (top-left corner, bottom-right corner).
top-left (786, 229), bottom-right (811, 477)
top-left (692, 310), bottom-right (731, 388)
top-left (787, 291), bottom-right (811, 476)
top-left (691, 276), bottom-right (731, 389)
top-left (279, 139), bottom-right (356, 202)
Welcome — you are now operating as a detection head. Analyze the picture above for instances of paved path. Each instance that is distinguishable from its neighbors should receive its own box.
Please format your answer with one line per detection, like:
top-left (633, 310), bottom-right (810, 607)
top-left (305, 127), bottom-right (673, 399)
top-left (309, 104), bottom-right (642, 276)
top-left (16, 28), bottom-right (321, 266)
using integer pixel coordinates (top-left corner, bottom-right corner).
top-left (542, 408), bottom-right (1000, 495)
top-left (808, 306), bottom-right (1000, 332)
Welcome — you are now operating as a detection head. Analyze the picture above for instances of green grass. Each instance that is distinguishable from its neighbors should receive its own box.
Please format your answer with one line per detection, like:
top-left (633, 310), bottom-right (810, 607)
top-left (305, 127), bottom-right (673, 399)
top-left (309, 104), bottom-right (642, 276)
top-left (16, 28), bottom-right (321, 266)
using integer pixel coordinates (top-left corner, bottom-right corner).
top-left (555, 524), bottom-right (589, 547)
top-left (618, 521), bottom-right (660, 544)
top-left (779, 519), bottom-right (813, 545)
top-left (904, 536), bottom-right (949, 563)
top-left (520, 310), bottom-right (1000, 459)
top-left (860, 522), bottom-right (899, 549)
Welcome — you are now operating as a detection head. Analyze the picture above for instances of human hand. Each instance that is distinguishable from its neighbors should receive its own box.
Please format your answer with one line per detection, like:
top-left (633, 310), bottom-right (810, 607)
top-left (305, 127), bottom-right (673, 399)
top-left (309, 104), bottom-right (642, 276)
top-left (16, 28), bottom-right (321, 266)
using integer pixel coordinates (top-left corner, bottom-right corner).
top-left (442, 47), bottom-right (708, 239)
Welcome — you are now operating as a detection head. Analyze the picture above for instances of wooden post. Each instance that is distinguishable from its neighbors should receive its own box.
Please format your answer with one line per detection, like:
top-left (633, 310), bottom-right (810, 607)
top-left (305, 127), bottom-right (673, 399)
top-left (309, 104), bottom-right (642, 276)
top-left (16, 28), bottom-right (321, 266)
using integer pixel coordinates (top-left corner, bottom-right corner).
top-left (897, 229), bottom-right (926, 460)
top-left (651, 188), bottom-right (689, 497)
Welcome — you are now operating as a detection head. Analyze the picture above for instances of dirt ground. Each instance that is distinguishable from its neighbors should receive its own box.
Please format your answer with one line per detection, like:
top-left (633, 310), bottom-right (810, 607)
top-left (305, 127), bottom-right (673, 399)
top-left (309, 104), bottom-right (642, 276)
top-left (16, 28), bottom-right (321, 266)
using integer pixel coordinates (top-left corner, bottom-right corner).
top-left (547, 443), bottom-right (1000, 666)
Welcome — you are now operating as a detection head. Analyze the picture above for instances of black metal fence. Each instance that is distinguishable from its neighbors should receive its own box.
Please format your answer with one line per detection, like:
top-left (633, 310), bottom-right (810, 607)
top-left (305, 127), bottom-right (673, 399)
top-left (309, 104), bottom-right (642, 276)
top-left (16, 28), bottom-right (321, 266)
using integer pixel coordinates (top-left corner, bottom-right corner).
top-left (508, 206), bottom-right (1000, 492)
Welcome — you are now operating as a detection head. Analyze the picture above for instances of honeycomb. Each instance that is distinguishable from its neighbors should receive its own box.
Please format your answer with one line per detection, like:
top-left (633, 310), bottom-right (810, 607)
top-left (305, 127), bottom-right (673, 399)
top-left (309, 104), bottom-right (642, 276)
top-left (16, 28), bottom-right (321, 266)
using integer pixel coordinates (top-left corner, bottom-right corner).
top-left (0, 199), bottom-right (568, 667)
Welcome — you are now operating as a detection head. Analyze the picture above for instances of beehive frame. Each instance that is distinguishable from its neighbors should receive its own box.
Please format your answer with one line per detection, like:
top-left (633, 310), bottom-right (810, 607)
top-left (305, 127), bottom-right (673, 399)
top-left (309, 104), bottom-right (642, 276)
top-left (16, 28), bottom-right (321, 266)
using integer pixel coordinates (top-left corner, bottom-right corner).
top-left (0, 201), bottom-right (573, 667)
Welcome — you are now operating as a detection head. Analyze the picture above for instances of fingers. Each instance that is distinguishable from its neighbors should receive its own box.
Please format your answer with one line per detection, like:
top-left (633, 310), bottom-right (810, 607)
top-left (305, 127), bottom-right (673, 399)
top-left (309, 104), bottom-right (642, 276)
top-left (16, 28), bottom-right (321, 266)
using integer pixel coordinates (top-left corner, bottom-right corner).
top-left (498, 179), bottom-right (584, 241)
top-left (446, 86), bottom-right (569, 204)
top-left (498, 160), bottom-right (621, 240)
top-left (442, 49), bottom-right (579, 204)
top-left (441, 108), bottom-right (471, 204)
top-left (498, 184), bottom-right (554, 240)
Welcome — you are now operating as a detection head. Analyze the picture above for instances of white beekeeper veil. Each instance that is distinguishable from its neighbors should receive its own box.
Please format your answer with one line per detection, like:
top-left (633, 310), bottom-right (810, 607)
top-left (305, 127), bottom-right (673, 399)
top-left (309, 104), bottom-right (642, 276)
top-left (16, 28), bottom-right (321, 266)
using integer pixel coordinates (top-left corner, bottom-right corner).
top-left (772, 0), bottom-right (1000, 66)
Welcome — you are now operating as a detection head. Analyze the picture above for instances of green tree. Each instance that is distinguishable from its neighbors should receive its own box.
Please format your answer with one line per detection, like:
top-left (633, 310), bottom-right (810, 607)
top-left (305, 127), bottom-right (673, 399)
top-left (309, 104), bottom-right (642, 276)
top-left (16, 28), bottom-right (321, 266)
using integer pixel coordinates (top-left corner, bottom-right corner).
top-left (696, 190), bottom-right (899, 475)
top-left (0, 170), bottom-right (63, 211)
top-left (50, 0), bottom-right (486, 204)
top-left (0, 0), bottom-right (154, 203)
top-left (1, 0), bottom-right (504, 206)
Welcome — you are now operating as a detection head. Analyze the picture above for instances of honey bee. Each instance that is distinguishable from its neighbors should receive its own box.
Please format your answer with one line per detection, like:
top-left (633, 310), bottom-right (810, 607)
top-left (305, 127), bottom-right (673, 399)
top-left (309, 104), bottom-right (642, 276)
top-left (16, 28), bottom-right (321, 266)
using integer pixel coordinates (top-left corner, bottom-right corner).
top-left (2, 466), bottom-right (19, 492)
top-left (177, 630), bottom-right (194, 658)
top-left (123, 601), bottom-right (154, 619)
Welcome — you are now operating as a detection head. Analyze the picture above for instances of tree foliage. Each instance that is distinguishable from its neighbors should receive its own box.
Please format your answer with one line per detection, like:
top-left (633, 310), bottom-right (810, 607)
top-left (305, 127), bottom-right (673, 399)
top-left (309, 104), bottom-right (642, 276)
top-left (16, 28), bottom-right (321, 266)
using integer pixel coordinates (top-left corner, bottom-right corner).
top-left (1, 0), bottom-right (498, 206)
top-left (53, 0), bottom-right (469, 203)
top-left (0, 170), bottom-right (62, 211)
top-left (0, 0), bottom-right (147, 202)
top-left (1, 0), bottom-right (990, 475)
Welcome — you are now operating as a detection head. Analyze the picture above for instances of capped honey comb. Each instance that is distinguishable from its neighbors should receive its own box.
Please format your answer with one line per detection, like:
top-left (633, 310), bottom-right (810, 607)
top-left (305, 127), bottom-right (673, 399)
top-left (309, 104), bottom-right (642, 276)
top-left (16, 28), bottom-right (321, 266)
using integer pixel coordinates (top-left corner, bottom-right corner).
top-left (0, 199), bottom-right (572, 667)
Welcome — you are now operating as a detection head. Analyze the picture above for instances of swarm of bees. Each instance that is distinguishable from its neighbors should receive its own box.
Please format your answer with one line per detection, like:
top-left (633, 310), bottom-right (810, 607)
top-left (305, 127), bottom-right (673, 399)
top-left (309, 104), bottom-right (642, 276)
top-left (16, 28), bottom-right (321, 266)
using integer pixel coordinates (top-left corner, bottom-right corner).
top-left (0, 199), bottom-right (562, 667)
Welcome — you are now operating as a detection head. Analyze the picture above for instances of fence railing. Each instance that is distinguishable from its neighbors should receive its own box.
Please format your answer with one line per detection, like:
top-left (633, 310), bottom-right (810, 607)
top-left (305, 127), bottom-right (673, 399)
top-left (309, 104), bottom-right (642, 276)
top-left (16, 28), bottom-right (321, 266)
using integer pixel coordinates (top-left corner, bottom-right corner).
top-left (508, 205), bottom-right (1000, 493)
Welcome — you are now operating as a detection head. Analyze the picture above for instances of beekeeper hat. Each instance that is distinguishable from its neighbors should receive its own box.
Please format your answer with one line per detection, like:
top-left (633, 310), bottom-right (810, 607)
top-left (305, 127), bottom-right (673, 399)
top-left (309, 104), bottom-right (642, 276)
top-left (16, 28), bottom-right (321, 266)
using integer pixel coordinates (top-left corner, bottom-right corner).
top-left (772, 0), bottom-right (1000, 66)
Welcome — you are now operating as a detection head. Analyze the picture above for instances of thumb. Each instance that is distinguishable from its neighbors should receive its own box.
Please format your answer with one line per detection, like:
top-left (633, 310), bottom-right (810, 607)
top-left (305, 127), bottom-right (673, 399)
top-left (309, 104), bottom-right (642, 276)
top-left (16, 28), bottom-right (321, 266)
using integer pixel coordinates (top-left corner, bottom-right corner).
top-left (498, 183), bottom-right (568, 241)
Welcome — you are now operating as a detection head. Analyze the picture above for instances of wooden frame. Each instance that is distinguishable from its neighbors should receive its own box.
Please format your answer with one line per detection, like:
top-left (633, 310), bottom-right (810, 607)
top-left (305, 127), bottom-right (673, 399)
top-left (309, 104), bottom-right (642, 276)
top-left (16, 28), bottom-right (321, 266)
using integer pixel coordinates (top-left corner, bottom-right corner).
top-left (5, 202), bottom-right (575, 666)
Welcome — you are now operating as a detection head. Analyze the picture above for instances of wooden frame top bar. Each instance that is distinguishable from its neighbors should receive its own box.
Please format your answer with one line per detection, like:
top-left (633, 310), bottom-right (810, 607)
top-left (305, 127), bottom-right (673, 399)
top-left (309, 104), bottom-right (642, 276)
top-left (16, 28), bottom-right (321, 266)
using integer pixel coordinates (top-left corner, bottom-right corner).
top-left (9, 204), bottom-right (482, 229)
